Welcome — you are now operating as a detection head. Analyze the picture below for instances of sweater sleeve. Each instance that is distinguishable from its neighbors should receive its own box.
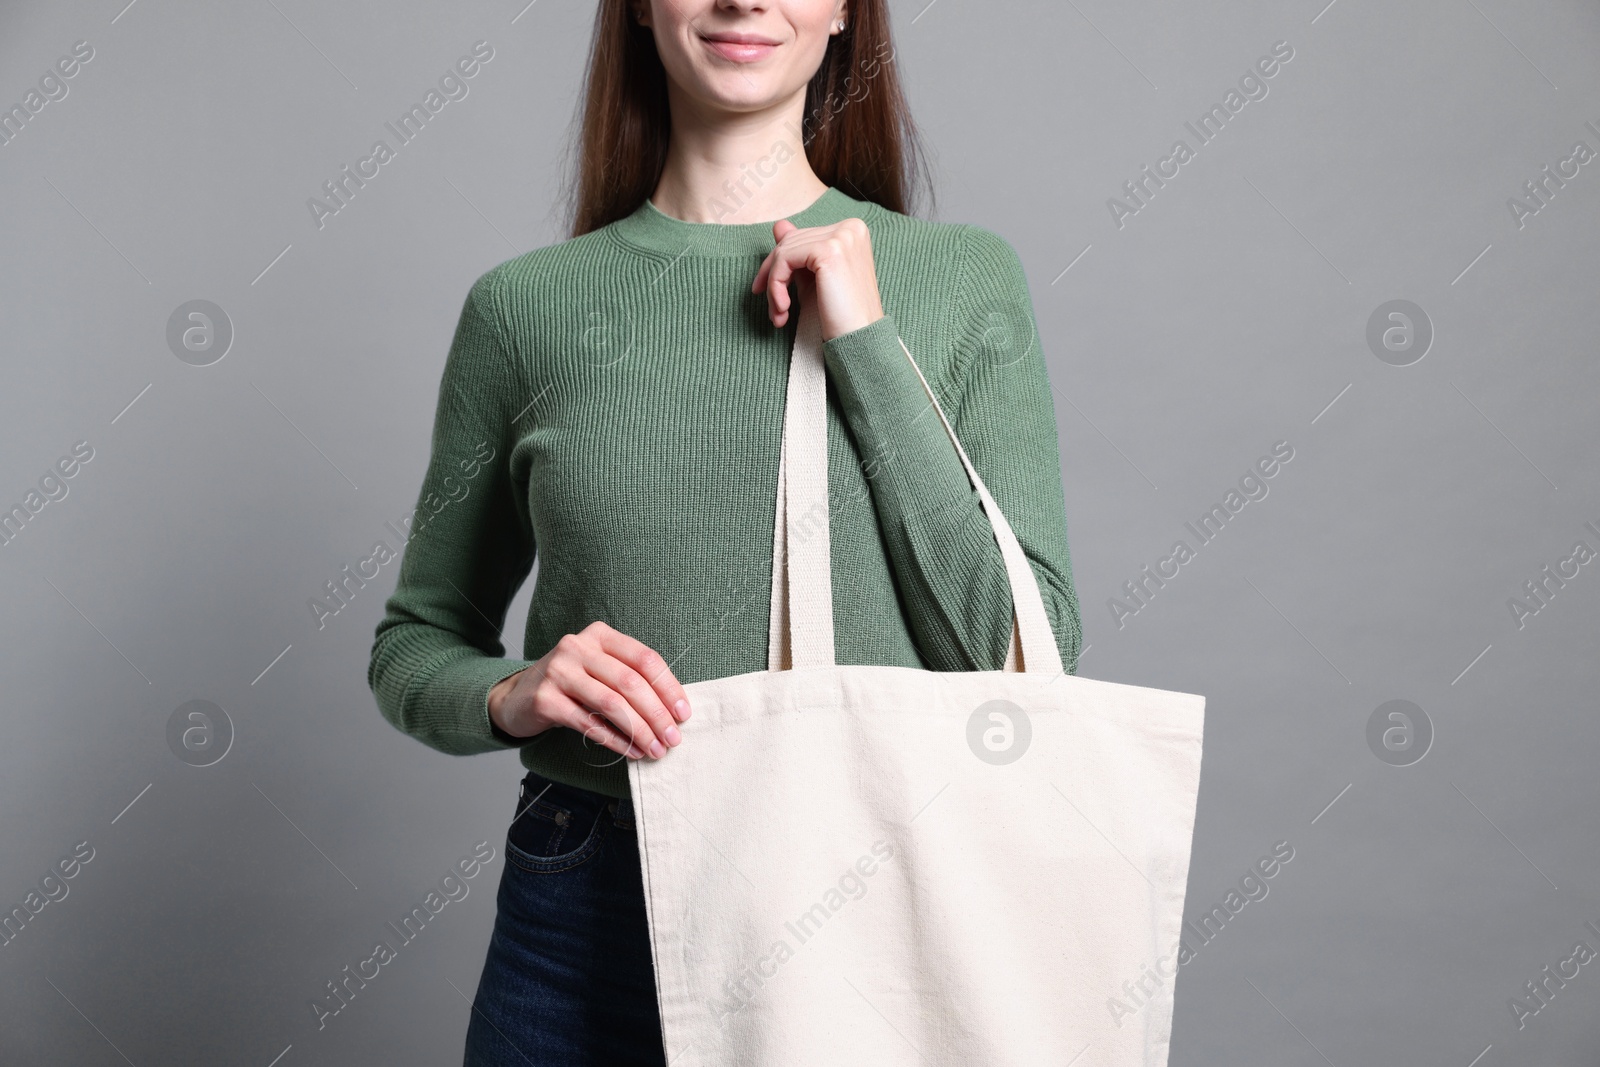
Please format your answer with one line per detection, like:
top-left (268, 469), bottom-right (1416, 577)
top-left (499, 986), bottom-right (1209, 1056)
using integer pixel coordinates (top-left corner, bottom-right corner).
top-left (367, 267), bottom-right (540, 754)
top-left (820, 225), bottom-right (1083, 673)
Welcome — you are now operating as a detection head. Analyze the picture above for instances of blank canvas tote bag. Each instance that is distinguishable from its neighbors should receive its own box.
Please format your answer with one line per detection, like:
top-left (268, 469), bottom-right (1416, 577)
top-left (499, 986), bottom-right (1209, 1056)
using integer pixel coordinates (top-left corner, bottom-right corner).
top-left (629, 297), bottom-right (1206, 1067)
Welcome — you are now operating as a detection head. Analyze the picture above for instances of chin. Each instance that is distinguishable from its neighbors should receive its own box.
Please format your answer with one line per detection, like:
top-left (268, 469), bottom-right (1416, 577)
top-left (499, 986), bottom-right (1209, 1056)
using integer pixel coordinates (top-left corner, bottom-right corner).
top-left (695, 73), bottom-right (790, 112)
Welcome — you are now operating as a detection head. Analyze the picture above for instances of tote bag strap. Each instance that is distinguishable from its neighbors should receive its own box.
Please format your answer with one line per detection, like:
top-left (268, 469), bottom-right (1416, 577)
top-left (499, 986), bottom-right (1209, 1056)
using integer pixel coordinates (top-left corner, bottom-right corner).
top-left (768, 296), bottom-right (1064, 677)
top-left (766, 294), bottom-right (835, 670)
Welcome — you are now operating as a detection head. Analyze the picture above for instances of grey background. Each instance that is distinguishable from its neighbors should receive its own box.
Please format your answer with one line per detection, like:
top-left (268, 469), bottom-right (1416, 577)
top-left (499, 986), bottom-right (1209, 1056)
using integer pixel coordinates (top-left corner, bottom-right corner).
top-left (2, 0), bottom-right (1597, 1063)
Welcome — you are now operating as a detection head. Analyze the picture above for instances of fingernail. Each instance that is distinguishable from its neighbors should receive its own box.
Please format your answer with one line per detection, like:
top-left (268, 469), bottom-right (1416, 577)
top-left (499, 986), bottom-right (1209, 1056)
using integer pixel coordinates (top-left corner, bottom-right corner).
top-left (665, 725), bottom-right (681, 745)
top-left (676, 700), bottom-right (691, 721)
top-left (649, 739), bottom-right (665, 759)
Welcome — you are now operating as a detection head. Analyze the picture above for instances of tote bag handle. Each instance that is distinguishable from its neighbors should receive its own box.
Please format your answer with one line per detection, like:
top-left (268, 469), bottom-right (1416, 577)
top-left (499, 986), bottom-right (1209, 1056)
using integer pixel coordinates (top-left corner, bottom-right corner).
top-left (766, 295), bottom-right (1064, 677)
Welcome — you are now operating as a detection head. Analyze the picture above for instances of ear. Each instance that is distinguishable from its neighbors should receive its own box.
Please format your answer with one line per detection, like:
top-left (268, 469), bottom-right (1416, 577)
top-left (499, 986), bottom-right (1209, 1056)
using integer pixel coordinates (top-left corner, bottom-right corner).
top-left (633, 0), bottom-right (651, 27)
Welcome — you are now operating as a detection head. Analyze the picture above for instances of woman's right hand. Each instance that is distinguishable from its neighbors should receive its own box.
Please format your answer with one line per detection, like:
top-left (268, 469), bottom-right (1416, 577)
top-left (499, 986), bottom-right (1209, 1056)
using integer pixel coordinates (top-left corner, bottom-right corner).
top-left (487, 621), bottom-right (691, 761)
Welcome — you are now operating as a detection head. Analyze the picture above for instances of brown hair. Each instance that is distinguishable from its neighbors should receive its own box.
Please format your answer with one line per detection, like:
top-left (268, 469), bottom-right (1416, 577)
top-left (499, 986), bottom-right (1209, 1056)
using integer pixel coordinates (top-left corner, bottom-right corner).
top-left (562, 0), bottom-right (932, 237)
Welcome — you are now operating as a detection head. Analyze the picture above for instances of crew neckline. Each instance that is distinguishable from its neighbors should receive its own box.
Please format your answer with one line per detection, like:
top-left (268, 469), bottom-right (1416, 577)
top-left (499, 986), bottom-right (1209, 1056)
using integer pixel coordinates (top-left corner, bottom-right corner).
top-left (607, 186), bottom-right (864, 258)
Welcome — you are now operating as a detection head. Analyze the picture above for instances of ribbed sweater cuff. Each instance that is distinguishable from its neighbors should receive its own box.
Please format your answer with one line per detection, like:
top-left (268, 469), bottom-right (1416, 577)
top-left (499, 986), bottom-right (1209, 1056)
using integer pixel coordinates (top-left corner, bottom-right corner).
top-left (425, 654), bottom-right (540, 752)
top-left (822, 314), bottom-right (975, 526)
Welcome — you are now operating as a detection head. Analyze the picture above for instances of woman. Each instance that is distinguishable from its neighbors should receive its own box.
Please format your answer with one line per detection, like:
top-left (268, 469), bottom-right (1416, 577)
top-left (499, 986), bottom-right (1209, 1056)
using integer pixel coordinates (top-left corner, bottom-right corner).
top-left (367, 0), bottom-right (1083, 1062)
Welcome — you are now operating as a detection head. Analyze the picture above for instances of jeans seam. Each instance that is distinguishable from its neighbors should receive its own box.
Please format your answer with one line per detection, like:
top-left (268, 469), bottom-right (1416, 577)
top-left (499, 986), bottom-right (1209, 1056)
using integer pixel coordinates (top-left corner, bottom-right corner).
top-left (505, 815), bottom-right (609, 874)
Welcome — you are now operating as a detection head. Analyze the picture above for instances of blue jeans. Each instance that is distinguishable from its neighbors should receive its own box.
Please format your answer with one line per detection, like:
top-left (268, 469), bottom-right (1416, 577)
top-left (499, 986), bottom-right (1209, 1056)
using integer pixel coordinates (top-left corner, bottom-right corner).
top-left (463, 771), bottom-right (667, 1066)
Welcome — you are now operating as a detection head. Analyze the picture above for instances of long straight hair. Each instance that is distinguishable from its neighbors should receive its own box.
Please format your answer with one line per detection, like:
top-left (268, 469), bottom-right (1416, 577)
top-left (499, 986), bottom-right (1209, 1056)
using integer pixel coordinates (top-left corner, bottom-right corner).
top-left (563, 0), bottom-right (932, 237)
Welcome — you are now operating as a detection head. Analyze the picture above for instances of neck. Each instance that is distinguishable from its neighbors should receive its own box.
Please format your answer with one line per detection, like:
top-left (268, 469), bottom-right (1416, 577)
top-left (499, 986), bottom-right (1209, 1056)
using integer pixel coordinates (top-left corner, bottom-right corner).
top-left (650, 87), bottom-right (828, 225)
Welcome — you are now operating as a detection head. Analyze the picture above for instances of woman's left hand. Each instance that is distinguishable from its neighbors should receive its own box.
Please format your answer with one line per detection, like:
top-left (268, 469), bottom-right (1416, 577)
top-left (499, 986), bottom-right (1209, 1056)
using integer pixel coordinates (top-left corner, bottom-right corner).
top-left (752, 218), bottom-right (885, 342)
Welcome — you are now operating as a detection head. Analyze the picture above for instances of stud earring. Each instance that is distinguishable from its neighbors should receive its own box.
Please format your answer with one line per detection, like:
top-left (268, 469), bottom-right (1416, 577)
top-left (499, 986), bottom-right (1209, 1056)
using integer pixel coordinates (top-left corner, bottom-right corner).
top-left (836, 19), bottom-right (846, 31)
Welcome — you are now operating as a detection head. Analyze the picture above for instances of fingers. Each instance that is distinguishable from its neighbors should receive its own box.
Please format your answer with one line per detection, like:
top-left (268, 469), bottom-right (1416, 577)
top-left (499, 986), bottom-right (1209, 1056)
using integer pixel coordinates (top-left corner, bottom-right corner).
top-left (768, 255), bottom-right (795, 326)
top-left (550, 650), bottom-right (667, 759)
top-left (753, 219), bottom-right (795, 294)
top-left (590, 622), bottom-right (692, 724)
top-left (529, 624), bottom-right (692, 763)
top-left (583, 640), bottom-right (683, 751)
top-left (756, 219), bottom-right (808, 321)
top-left (534, 683), bottom-right (639, 763)
top-left (755, 219), bottom-right (852, 327)
top-left (754, 218), bottom-right (875, 329)
top-left (772, 264), bottom-right (819, 331)
top-left (575, 712), bottom-right (636, 767)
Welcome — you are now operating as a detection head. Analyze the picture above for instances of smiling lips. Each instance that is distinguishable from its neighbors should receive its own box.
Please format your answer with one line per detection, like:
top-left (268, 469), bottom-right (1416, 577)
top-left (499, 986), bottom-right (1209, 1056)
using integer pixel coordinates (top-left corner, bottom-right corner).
top-left (700, 31), bottom-right (780, 63)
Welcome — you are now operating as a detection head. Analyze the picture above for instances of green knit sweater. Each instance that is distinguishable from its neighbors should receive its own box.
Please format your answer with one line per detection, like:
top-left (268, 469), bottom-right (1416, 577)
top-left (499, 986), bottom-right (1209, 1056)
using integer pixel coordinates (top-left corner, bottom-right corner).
top-left (367, 186), bottom-right (1082, 799)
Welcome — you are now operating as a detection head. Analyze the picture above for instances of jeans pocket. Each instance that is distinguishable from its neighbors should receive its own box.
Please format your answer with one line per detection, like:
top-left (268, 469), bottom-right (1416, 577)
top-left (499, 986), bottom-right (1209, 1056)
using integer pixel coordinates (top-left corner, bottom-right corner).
top-left (505, 773), bottom-right (610, 874)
